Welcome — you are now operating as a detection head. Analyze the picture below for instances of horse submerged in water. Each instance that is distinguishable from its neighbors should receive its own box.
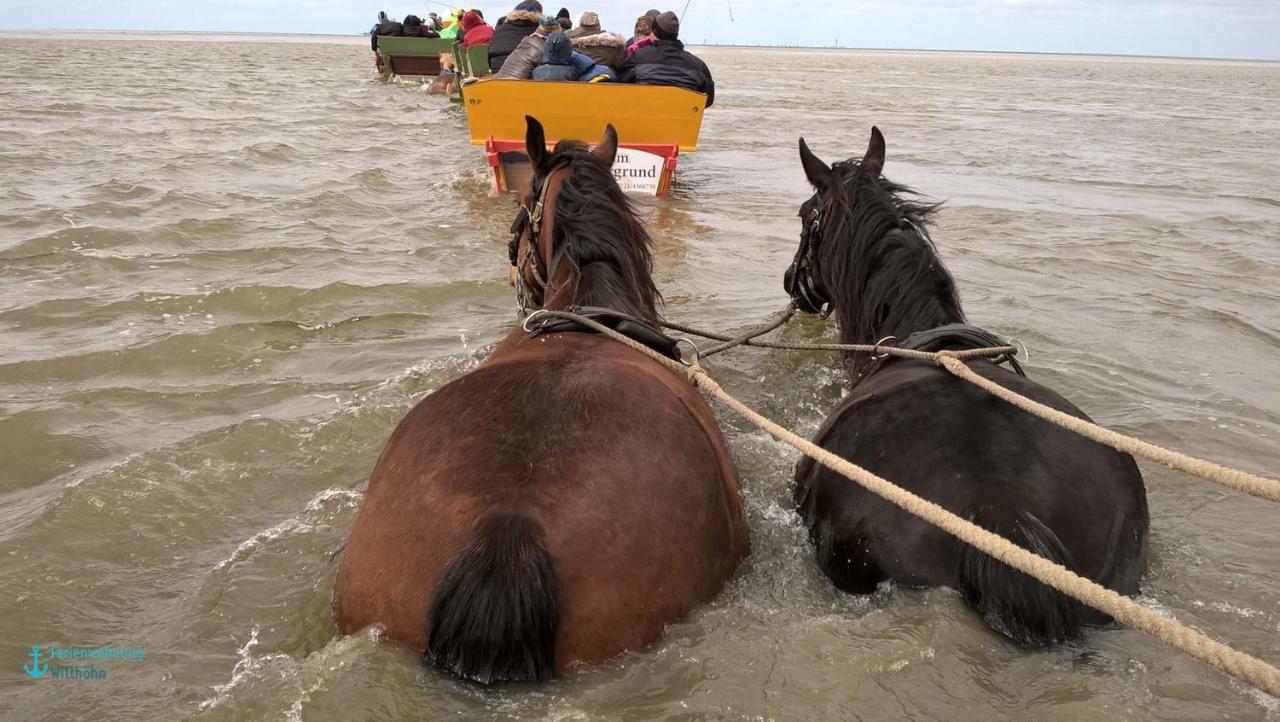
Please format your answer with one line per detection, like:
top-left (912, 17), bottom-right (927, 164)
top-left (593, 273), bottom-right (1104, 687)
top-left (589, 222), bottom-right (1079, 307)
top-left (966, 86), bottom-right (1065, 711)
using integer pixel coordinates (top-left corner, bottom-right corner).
top-left (783, 126), bottom-right (1149, 643)
top-left (335, 117), bottom-right (748, 683)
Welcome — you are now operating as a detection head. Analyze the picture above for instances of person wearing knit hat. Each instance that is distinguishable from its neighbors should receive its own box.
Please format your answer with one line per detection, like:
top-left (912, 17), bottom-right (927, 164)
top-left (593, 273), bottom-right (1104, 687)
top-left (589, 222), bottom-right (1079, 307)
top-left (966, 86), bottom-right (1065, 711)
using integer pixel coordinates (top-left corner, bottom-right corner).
top-left (488, 1), bottom-right (544, 72)
top-left (618, 10), bottom-right (716, 107)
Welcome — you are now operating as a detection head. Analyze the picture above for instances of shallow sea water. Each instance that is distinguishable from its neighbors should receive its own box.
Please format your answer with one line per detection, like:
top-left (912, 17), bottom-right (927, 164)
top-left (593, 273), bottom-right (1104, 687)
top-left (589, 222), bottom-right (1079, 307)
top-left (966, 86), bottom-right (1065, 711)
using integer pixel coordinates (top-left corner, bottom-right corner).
top-left (0, 33), bottom-right (1278, 720)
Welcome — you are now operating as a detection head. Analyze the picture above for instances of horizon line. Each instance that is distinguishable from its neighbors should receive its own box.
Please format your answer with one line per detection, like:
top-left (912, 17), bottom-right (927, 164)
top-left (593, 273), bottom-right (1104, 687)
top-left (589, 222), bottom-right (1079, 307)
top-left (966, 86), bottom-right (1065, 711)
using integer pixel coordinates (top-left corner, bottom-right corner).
top-left (1, 28), bottom-right (1277, 64)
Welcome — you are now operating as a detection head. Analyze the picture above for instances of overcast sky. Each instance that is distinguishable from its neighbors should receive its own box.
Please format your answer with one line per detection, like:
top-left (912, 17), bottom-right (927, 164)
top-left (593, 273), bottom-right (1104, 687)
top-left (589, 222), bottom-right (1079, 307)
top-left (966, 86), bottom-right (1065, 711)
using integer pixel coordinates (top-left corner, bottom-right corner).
top-left (3, 1), bottom-right (1278, 60)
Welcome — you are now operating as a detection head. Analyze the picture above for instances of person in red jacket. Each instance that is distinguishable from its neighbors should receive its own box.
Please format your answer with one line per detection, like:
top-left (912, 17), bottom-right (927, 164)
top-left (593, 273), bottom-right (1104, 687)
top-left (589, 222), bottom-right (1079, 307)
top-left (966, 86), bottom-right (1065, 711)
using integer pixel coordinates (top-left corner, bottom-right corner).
top-left (460, 10), bottom-right (494, 48)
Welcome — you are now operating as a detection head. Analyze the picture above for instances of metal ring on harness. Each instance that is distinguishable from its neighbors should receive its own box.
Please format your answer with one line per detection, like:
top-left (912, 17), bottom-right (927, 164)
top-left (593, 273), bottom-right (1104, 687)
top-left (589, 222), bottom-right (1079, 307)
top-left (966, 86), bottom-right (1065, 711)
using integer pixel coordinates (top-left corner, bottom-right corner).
top-left (1010, 337), bottom-right (1030, 364)
top-left (674, 336), bottom-right (701, 367)
top-left (521, 309), bottom-right (549, 333)
top-left (871, 335), bottom-right (898, 360)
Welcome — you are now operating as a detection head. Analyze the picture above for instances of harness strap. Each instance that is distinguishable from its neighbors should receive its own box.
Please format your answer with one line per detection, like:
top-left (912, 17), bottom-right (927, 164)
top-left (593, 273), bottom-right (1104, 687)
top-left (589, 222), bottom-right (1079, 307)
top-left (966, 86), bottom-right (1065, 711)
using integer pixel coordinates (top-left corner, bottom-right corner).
top-left (856, 322), bottom-right (1025, 384)
top-left (522, 306), bottom-right (683, 361)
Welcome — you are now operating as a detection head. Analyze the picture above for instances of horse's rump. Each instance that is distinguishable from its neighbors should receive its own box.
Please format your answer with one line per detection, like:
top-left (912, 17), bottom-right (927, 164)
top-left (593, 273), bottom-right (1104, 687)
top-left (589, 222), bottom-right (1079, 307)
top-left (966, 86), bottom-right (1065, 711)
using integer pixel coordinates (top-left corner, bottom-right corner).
top-left (797, 358), bottom-right (1147, 639)
top-left (336, 333), bottom-right (747, 674)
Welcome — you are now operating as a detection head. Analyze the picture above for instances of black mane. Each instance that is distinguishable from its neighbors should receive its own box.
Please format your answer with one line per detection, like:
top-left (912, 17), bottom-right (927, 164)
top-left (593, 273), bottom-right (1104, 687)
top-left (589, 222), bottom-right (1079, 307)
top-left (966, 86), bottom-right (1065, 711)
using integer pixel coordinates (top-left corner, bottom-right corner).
top-left (815, 159), bottom-right (964, 377)
top-left (546, 140), bottom-right (661, 323)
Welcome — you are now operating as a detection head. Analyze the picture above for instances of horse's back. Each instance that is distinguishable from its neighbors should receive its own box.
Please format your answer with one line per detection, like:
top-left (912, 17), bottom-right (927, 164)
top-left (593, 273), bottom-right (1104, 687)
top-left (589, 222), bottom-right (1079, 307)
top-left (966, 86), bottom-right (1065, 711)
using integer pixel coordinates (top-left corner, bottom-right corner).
top-left (336, 332), bottom-right (747, 670)
top-left (798, 358), bottom-right (1148, 595)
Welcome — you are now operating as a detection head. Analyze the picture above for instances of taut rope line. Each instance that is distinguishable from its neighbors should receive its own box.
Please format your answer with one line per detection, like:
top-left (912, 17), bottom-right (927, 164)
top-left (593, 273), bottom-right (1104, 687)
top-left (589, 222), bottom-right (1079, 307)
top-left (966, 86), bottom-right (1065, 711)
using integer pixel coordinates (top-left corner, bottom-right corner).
top-left (527, 309), bottom-right (1280, 698)
top-left (664, 309), bottom-right (1280, 504)
top-left (933, 354), bottom-right (1280, 503)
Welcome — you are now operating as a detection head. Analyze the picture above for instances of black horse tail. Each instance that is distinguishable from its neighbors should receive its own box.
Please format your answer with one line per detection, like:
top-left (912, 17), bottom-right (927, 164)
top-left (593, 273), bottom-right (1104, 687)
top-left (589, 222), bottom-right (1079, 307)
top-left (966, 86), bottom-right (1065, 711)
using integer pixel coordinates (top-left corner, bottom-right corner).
top-left (959, 507), bottom-right (1085, 645)
top-left (425, 511), bottom-right (560, 684)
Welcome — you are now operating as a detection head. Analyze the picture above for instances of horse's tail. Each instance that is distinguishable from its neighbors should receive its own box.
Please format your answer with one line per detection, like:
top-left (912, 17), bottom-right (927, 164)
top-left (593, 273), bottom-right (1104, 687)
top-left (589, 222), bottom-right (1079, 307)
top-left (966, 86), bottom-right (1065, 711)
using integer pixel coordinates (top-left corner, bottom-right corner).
top-left (958, 507), bottom-right (1085, 645)
top-left (425, 511), bottom-right (560, 684)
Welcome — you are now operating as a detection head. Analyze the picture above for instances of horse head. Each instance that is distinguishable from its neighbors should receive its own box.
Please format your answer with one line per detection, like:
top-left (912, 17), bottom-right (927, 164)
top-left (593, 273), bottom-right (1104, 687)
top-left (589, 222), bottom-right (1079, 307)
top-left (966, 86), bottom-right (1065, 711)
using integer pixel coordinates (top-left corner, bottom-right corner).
top-left (509, 116), bottom-right (659, 321)
top-left (785, 126), bottom-right (961, 373)
top-left (784, 126), bottom-right (885, 317)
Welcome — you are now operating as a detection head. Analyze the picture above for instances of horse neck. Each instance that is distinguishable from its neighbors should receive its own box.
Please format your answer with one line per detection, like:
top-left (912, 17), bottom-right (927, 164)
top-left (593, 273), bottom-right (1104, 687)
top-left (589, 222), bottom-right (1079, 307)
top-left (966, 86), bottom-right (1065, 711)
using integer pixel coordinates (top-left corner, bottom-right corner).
top-left (537, 165), bottom-right (660, 322)
top-left (541, 252), bottom-right (658, 322)
top-left (824, 191), bottom-right (964, 351)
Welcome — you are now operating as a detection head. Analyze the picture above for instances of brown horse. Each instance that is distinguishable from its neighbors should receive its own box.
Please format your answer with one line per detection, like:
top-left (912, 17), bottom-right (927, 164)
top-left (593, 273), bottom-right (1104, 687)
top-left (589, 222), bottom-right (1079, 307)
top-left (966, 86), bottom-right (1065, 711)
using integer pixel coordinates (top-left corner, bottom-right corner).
top-left (334, 117), bottom-right (748, 684)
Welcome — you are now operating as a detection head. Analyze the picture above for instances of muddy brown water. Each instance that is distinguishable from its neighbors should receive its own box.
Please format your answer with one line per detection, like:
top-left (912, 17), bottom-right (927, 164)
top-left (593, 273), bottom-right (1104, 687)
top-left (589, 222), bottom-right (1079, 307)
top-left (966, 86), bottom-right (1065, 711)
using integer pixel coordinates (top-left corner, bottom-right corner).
top-left (1, 33), bottom-right (1277, 720)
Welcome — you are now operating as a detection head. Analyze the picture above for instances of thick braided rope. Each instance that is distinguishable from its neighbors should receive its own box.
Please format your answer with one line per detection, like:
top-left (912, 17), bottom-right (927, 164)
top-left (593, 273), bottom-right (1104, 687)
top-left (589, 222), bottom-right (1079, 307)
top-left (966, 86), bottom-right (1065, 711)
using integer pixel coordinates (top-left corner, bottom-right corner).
top-left (665, 303), bottom-right (798, 358)
top-left (664, 309), bottom-right (1279, 502)
top-left (934, 354), bottom-right (1280, 503)
top-left (660, 318), bottom-right (1015, 360)
top-left (532, 309), bottom-right (1280, 697)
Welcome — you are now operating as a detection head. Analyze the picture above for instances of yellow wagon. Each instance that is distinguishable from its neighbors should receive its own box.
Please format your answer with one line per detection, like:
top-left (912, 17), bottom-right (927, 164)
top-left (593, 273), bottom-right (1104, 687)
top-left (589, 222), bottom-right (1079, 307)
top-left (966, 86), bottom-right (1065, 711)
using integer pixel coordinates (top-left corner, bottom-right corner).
top-left (461, 78), bottom-right (708, 197)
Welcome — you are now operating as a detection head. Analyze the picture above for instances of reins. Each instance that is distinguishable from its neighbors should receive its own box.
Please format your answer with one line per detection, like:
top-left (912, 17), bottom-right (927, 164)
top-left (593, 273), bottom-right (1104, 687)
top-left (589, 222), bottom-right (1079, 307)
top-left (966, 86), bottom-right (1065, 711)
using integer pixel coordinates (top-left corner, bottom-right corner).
top-left (528, 306), bottom-right (1280, 697)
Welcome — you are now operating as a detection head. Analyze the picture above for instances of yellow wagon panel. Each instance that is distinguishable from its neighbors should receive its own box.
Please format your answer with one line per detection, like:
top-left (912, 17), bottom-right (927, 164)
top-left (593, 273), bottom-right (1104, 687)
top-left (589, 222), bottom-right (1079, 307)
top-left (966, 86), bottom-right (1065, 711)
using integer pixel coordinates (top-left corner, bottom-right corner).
top-left (462, 79), bottom-right (706, 152)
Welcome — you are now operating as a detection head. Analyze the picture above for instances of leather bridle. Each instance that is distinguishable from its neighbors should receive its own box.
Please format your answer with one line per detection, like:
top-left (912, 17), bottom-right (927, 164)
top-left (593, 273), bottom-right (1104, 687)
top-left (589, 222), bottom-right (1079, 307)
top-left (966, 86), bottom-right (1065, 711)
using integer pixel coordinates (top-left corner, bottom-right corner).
top-left (509, 161), bottom-right (570, 314)
top-left (785, 201), bottom-right (833, 317)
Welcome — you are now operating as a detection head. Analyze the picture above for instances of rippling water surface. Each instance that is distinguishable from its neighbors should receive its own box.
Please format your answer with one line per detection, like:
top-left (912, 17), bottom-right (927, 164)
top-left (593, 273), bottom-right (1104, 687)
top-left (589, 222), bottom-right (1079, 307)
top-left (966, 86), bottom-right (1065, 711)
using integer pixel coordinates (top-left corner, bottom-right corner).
top-left (1, 32), bottom-right (1278, 720)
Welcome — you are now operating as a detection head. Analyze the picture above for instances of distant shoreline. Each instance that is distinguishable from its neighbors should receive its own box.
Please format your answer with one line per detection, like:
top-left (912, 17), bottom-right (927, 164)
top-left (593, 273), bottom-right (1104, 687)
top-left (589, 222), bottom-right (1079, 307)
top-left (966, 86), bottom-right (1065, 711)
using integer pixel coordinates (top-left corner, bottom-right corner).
top-left (1, 29), bottom-right (1277, 64)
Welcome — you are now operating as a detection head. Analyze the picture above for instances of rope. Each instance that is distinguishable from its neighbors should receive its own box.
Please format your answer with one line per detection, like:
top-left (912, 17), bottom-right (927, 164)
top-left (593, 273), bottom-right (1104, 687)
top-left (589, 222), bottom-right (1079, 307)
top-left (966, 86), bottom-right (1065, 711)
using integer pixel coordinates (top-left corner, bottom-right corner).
top-left (662, 312), bottom-right (1017, 361)
top-left (933, 354), bottom-right (1280, 503)
top-left (661, 303), bottom-right (798, 358)
top-left (663, 307), bottom-right (1280, 503)
top-left (529, 309), bottom-right (1280, 698)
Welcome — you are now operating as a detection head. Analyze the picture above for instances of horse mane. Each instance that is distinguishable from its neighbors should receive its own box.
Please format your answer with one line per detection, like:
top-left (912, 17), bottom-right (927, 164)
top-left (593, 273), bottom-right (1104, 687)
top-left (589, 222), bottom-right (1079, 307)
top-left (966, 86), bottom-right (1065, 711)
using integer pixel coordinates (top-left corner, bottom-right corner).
top-left (547, 140), bottom-right (661, 322)
top-left (817, 159), bottom-right (964, 376)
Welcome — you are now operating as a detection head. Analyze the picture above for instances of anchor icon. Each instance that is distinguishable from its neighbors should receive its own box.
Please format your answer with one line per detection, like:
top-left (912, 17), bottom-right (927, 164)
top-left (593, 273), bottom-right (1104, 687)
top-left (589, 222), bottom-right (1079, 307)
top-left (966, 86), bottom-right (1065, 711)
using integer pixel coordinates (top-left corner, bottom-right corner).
top-left (23, 645), bottom-right (48, 679)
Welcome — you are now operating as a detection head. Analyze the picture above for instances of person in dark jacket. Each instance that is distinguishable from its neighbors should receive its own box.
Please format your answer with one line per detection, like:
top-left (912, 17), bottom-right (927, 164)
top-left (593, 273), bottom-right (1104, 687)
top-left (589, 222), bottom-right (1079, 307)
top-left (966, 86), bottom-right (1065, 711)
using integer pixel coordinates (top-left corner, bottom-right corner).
top-left (533, 32), bottom-right (577, 81)
top-left (489, 1), bottom-right (543, 72)
top-left (371, 11), bottom-right (404, 51)
top-left (618, 11), bottom-right (715, 107)
top-left (401, 15), bottom-right (438, 38)
top-left (496, 15), bottom-right (557, 78)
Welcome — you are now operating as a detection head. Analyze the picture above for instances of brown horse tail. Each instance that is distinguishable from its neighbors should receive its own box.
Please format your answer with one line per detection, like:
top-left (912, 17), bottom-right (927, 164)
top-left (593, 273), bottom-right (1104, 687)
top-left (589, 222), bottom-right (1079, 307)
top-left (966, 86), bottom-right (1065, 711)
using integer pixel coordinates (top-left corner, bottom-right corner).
top-left (425, 511), bottom-right (560, 684)
top-left (958, 507), bottom-right (1085, 645)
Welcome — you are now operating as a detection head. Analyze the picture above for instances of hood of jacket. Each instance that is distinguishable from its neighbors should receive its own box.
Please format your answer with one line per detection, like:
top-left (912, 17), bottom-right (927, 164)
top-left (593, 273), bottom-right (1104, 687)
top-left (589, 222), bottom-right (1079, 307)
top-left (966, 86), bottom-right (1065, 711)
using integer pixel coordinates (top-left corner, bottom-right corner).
top-left (461, 11), bottom-right (487, 31)
top-left (542, 32), bottom-right (573, 65)
top-left (572, 31), bottom-right (624, 48)
top-left (503, 9), bottom-right (542, 26)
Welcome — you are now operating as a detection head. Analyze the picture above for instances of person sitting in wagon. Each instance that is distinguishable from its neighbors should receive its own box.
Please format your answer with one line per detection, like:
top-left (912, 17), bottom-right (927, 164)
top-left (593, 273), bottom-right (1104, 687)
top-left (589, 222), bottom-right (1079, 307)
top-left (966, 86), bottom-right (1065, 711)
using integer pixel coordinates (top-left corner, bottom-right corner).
top-left (401, 14), bottom-right (438, 37)
top-left (626, 15), bottom-right (655, 57)
top-left (532, 32), bottom-right (577, 81)
top-left (495, 14), bottom-right (559, 79)
top-left (459, 10), bottom-right (494, 48)
top-left (628, 9), bottom-right (661, 46)
top-left (489, 1), bottom-right (543, 72)
top-left (618, 11), bottom-right (715, 107)
top-left (567, 11), bottom-right (626, 69)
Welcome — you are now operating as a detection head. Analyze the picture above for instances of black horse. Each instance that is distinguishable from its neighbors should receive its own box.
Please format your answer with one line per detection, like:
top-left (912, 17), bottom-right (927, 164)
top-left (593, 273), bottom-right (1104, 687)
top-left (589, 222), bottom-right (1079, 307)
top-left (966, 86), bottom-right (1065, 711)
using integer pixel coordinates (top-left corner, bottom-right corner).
top-left (783, 126), bottom-right (1149, 643)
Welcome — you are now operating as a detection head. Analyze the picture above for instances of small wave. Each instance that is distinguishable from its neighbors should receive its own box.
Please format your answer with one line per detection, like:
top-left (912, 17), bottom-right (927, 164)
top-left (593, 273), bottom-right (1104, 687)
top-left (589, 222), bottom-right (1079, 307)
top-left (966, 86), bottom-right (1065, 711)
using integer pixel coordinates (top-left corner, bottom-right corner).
top-left (212, 487), bottom-right (361, 572)
top-left (241, 141), bottom-right (301, 162)
top-left (197, 625), bottom-right (380, 717)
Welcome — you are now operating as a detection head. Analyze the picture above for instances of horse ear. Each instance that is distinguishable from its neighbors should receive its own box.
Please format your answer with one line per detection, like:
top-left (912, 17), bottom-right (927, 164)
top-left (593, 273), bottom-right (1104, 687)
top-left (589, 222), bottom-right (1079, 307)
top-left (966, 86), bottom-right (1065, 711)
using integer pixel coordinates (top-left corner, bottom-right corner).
top-left (593, 124), bottom-right (618, 166)
top-left (863, 126), bottom-right (886, 177)
top-left (525, 115), bottom-right (548, 172)
top-left (798, 137), bottom-right (834, 191)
